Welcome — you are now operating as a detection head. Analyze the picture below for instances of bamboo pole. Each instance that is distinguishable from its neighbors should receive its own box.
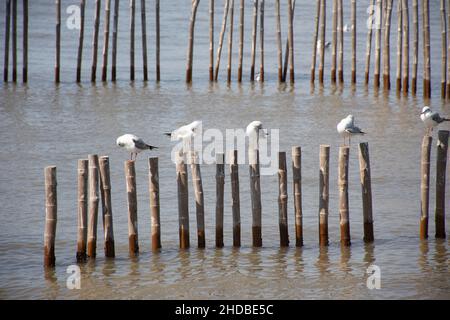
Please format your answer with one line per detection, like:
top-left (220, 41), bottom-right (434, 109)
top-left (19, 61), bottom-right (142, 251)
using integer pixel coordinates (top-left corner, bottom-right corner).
top-left (412, 0), bottom-right (418, 94)
top-left (141, 0), bottom-right (148, 81)
top-left (155, 0), bottom-right (160, 81)
top-left (186, 0), bottom-right (201, 83)
top-left (130, 0), bottom-right (135, 81)
top-left (287, 0), bottom-right (294, 83)
top-left (3, 0), bottom-right (11, 82)
top-left (448, 0), bottom-right (450, 98)
top-left (396, 0), bottom-right (402, 92)
top-left (230, 150), bottom-right (241, 247)
top-left (364, 0), bottom-right (374, 85)
top-left (318, 0), bottom-right (326, 84)
top-left (101, 0), bottom-right (111, 82)
top-left (402, 0), bottom-right (409, 94)
top-left (249, 149), bottom-right (262, 247)
top-left (237, 0), bottom-right (244, 82)
top-left (209, 0), bottom-right (214, 81)
top-left (311, 0), bottom-right (320, 83)
top-left (87, 155), bottom-right (99, 258)
top-left (125, 160), bottom-right (139, 256)
top-left (55, 0), bottom-right (60, 83)
top-left (358, 143), bottom-right (374, 243)
top-left (76, 159), bottom-right (88, 262)
top-left (176, 151), bottom-right (190, 249)
top-left (44, 166), bottom-right (57, 268)
top-left (111, 0), bottom-right (119, 81)
top-left (331, 0), bottom-right (337, 84)
top-left (374, 0), bottom-right (382, 88)
top-left (227, 0), bottom-right (235, 83)
top-left (91, 0), bottom-right (101, 82)
top-left (338, 146), bottom-right (350, 246)
top-left (337, 0), bottom-right (344, 83)
top-left (292, 147), bottom-right (303, 247)
top-left (76, 0), bottom-right (86, 82)
top-left (190, 152), bottom-right (205, 249)
top-left (214, 0), bottom-right (230, 81)
top-left (423, 0), bottom-right (431, 98)
top-left (22, 0), bottom-right (28, 82)
top-left (278, 152), bottom-right (289, 247)
top-left (250, 0), bottom-right (258, 81)
top-left (215, 153), bottom-right (225, 248)
top-left (259, 0), bottom-right (265, 82)
top-left (283, 0), bottom-right (295, 82)
top-left (420, 135), bottom-right (432, 239)
top-left (351, 0), bottom-right (356, 84)
top-left (275, 0), bottom-right (282, 82)
top-left (383, 0), bottom-right (393, 90)
top-left (435, 130), bottom-right (449, 238)
top-left (99, 156), bottom-right (115, 258)
top-left (149, 157), bottom-right (161, 251)
top-left (319, 145), bottom-right (330, 246)
top-left (441, 0), bottom-right (447, 98)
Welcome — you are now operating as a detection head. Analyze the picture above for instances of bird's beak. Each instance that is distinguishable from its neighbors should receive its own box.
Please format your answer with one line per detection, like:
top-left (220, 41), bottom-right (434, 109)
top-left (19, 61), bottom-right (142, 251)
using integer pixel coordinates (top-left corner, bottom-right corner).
top-left (421, 111), bottom-right (426, 114)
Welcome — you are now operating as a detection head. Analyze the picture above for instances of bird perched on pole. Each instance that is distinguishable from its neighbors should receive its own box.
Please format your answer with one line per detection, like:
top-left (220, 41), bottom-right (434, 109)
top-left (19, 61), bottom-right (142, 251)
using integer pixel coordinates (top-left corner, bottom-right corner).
top-left (116, 134), bottom-right (157, 160)
top-left (337, 115), bottom-right (366, 146)
top-left (420, 106), bottom-right (450, 135)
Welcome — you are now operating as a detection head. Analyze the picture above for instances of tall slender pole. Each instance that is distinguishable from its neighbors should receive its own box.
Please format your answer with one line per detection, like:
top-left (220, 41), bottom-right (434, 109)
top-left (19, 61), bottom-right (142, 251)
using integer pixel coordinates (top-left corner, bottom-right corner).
top-left (76, 159), bottom-right (88, 262)
top-left (250, 0), bottom-right (258, 81)
top-left (287, 0), bottom-right (294, 83)
top-left (364, 0), bottom-right (374, 85)
top-left (91, 0), bottom-right (101, 82)
top-left (87, 155), bottom-right (99, 258)
top-left (44, 166), bottom-right (57, 268)
top-left (283, 0), bottom-right (296, 82)
top-left (420, 135), bottom-right (432, 239)
top-left (186, 0), bottom-right (201, 83)
top-left (331, 0), bottom-right (337, 84)
top-left (338, 146), bottom-right (350, 246)
top-left (214, 0), bottom-right (230, 81)
top-left (374, 0), bottom-right (382, 88)
top-left (155, 0), bottom-right (160, 81)
top-left (130, 0), bottom-right (135, 81)
top-left (55, 0), bottom-right (60, 83)
top-left (76, 0), bottom-right (86, 82)
top-left (22, 0), bottom-right (28, 82)
top-left (423, 0), bottom-right (431, 98)
top-left (230, 150), bottom-right (241, 247)
top-left (237, 0), bottom-right (244, 82)
top-left (125, 160), bottom-right (139, 256)
top-left (149, 157), bottom-right (161, 250)
top-left (249, 149), bottom-right (262, 247)
top-left (292, 147), bottom-right (303, 247)
top-left (99, 156), bottom-right (115, 258)
top-left (337, 0), bottom-right (344, 83)
top-left (402, 0), bottom-right (409, 94)
top-left (311, 0), bottom-right (320, 83)
top-left (227, 0), bottom-right (235, 83)
top-left (141, 0), bottom-right (148, 81)
top-left (111, 0), bottom-right (119, 81)
top-left (435, 131), bottom-right (449, 238)
top-left (412, 0), bottom-right (418, 94)
top-left (383, 0), bottom-right (393, 90)
top-left (319, 145), bottom-right (330, 246)
top-left (3, 0), bottom-right (11, 82)
top-left (176, 151), bottom-right (190, 249)
top-left (101, 0), bottom-right (111, 82)
top-left (215, 153), bottom-right (225, 248)
top-left (441, 0), bottom-right (447, 98)
top-left (190, 152), bottom-right (205, 249)
top-left (318, 0), bottom-right (326, 84)
top-left (278, 152), bottom-right (289, 247)
top-left (274, 0), bottom-right (282, 82)
top-left (351, 0), bottom-right (356, 84)
top-left (209, 0), bottom-right (215, 81)
top-left (359, 143), bottom-right (374, 243)
top-left (396, 0), bottom-right (403, 92)
top-left (259, 0), bottom-right (265, 82)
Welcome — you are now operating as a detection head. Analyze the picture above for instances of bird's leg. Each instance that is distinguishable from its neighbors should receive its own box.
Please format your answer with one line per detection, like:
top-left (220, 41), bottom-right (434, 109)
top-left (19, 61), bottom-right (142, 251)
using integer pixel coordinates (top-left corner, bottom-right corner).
top-left (349, 135), bottom-right (351, 147)
top-left (130, 153), bottom-right (133, 160)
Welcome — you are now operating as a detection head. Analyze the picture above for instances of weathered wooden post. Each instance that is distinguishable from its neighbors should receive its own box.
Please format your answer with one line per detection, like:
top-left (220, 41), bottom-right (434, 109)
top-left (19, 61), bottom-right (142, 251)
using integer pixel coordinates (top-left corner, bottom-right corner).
top-left (55, 0), bottom-right (60, 83)
top-left (3, 0), bottom-right (11, 82)
top-left (99, 156), bottom-right (115, 258)
top-left (423, 0), bottom-right (431, 98)
top-left (111, 0), bottom-right (119, 81)
top-left (125, 160), bottom-right (139, 256)
top-left (402, 0), bottom-right (409, 94)
top-left (227, 0), bottom-right (235, 84)
top-left (331, 0), bottom-right (337, 84)
top-left (76, 159), bottom-right (88, 262)
top-left (310, 0), bottom-right (320, 83)
top-left (364, 0), bottom-right (374, 85)
top-left (441, 0), bottom-right (447, 98)
top-left (250, 149), bottom-right (262, 247)
top-left (275, 0), bottom-right (282, 82)
top-left (176, 151), bottom-right (190, 249)
top-left (337, 0), bottom-right (344, 83)
top-left (215, 153), bottom-right (225, 248)
top-left (44, 166), bottom-right (57, 268)
top-left (91, 0), bottom-right (101, 82)
top-left (420, 135), bottom-right (432, 239)
top-left (319, 145), bottom-right (330, 246)
top-left (318, 0), bottom-right (326, 84)
top-left (259, 0), bottom-right (265, 82)
top-left (76, 0), bottom-right (86, 82)
top-left (374, 0), bottom-right (382, 88)
top-left (87, 155), bottom-right (99, 258)
top-left (186, 0), bottom-right (201, 83)
top-left (351, 0), bottom-right (356, 84)
top-left (215, 0), bottom-right (230, 81)
top-left (250, 0), bottom-right (258, 81)
top-left (412, 0), bottom-right (418, 94)
top-left (338, 146), bottom-right (351, 246)
top-left (287, 0), bottom-right (294, 83)
top-left (292, 146), bottom-right (303, 247)
top-left (283, 0), bottom-right (296, 82)
top-left (383, 0), bottom-right (393, 90)
top-left (358, 143), bottom-right (374, 243)
top-left (237, 0), bottom-right (244, 82)
top-left (209, 0), bottom-right (214, 81)
top-left (230, 150), bottom-right (241, 247)
top-left (278, 152), bottom-right (289, 247)
top-left (101, 0), bottom-right (111, 82)
top-left (149, 157), bottom-right (161, 251)
top-left (435, 130), bottom-right (449, 238)
top-left (190, 152), bottom-right (205, 249)
top-left (22, 0), bottom-right (28, 83)
top-left (396, 0), bottom-right (402, 92)
top-left (141, 0), bottom-right (148, 81)
top-left (130, 0), bottom-right (135, 81)
top-left (155, 0), bottom-right (160, 81)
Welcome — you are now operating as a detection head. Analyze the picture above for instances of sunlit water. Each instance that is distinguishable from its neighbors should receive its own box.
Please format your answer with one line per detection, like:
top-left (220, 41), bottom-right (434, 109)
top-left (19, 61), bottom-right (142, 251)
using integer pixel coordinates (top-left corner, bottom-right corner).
top-left (0, 1), bottom-right (449, 299)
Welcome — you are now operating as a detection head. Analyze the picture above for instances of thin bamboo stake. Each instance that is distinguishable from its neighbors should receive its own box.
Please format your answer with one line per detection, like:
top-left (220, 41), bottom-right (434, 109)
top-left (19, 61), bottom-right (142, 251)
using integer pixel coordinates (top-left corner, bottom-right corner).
top-left (278, 152), bottom-right (289, 247)
top-left (441, 0), bottom-right (447, 98)
top-left (130, 0), bottom-right (135, 81)
top-left (99, 156), bottom-right (115, 258)
top-left (396, 0), bottom-right (402, 92)
top-left (337, 0), bottom-right (344, 83)
top-left (3, 0), bottom-right (11, 82)
top-left (311, 0), bottom-right (320, 83)
top-left (435, 131), bottom-right (449, 238)
top-left (215, 153), bottom-right (225, 248)
top-left (249, 149), bottom-right (262, 247)
top-left (230, 150), bottom-right (241, 247)
top-left (275, 0), bottom-right (282, 82)
top-left (237, 0), bottom-right (244, 82)
top-left (383, 0), bottom-right (393, 90)
top-left (283, 0), bottom-right (295, 82)
top-left (420, 135), bottom-right (432, 239)
top-left (44, 166), bottom-right (57, 268)
top-left (358, 143), bottom-right (374, 243)
top-left (76, 159), bottom-right (88, 262)
top-left (318, 0), bottom-right (326, 84)
top-left (125, 160), bottom-right (139, 256)
top-left (287, 0), bottom-right (294, 83)
top-left (186, 0), bottom-right (201, 83)
top-left (338, 146), bottom-right (350, 246)
top-left (190, 152), bottom-right (205, 249)
top-left (155, 0), bottom-right (160, 81)
top-left (22, 0), bottom-right (28, 82)
top-left (91, 0), bottom-right (101, 82)
top-left (250, 0), bottom-right (258, 81)
top-left (87, 155), bottom-right (99, 258)
top-left (101, 0), bottom-right (111, 82)
top-left (176, 151), bottom-right (190, 249)
top-left (227, 0), bottom-right (235, 83)
top-left (331, 0), bottom-right (337, 83)
top-left (259, 0), bottom-right (265, 82)
top-left (423, 0), bottom-right (431, 98)
top-left (209, 0), bottom-right (214, 81)
top-left (76, 0), bottom-right (86, 82)
top-left (402, 0), bottom-right (409, 94)
top-left (351, 0), bottom-right (356, 84)
top-left (214, 0), bottom-right (230, 81)
top-left (412, 0), bottom-right (418, 94)
top-left (292, 147), bottom-right (303, 247)
top-left (364, 0), bottom-right (374, 85)
top-left (374, 0), bottom-right (382, 88)
top-left (319, 145), bottom-right (330, 246)
top-left (149, 157), bottom-right (161, 251)
top-left (141, 0), bottom-right (148, 81)
top-left (55, 0), bottom-right (60, 83)
top-left (111, 0), bottom-right (119, 81)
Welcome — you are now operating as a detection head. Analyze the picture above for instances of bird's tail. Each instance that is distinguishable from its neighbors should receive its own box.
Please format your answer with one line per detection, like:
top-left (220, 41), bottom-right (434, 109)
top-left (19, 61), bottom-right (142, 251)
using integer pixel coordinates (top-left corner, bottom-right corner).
top-left (164, 132), bottom-right (172, 137)
top-left (147, 145), bottom-right (158, 150)
top-left (443, 118), bottom-right (450, 122)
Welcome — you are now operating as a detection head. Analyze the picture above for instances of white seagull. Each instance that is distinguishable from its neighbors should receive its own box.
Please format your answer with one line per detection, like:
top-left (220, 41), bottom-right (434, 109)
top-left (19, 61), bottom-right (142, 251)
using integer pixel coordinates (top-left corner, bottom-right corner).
top-left (246, 120), bottom-right (268, 150)
top-left (420, 106), bottom-right (450, 135)
top-left (116, 134), bottom-right (157, 160)
top-left (337, 115), bottom-right (366, 146)
top-left (165, 120), bottom-right (201, 141)
top-left (316, 40), bottom-right (332, 51)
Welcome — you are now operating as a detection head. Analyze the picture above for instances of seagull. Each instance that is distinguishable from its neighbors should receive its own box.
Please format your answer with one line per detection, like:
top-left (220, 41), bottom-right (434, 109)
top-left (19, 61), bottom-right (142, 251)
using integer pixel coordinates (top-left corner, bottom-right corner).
top-left (343, 24), bottom-right (353, 32)
top-left (165, 120), bottom-right (201, 141)
top-left (420, 106), bottom-right (450, 135)
top-left (337, 115), bottom-right (366, 146)
top-left (246, 120), bottom-right (269, 150)
top-left (116, 134), bottom-right (157, 160)
top-left (316, 40), bottom-right (331, 51)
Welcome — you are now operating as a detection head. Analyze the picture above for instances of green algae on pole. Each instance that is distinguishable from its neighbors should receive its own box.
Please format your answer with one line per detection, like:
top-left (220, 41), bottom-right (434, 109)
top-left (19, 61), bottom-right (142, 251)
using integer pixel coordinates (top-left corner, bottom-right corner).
top-left (44, 166), bottom-right (57, 268)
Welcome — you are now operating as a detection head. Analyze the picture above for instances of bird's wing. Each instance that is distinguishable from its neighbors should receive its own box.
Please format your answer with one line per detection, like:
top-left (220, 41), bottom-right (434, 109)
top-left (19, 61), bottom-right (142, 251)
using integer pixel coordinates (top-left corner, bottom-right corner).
top-left (345, 126), bottom-right (365, 134)
top-left (133, 138), bottom-right (149, 150)
top-left (431, 112), bottom-right (444, 123)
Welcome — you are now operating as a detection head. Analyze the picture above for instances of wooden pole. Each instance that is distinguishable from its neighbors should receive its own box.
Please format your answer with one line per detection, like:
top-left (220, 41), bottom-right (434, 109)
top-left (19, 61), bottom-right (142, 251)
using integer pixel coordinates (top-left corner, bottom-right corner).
top-left (351, 0), bottom-right (356, 84)
top-left (55, 0), bottom-right (60, 83)
top-left (441, 0), bottom-right (447, 98)
top-left (125, 160), bottom-right (139, 256)
top-left (402, 0), bottom-right (409, 94)
top-left (283, 0), bottom-right (295, 82)
top-left (176, 151), bottom-right (190, 249)
top-left (227, 0), bottom-right (235, 84)
top-left (44, 166), bottom-right (57, 268)
top-left (448, 0), bottom-right (450, 98)
top-left (215, 153), bottom-right (225, 248)
top-left (364, 0), bottom-right (374, 85)
top-left (423, 0), bottom-right (431, 98)
top-left (101, 0), bottom-right (111, 82)
top-left (3, 0), bottom-right (11, 82)
top-left (230, 150), bottom-right (241, 247)
top-left (130, 0), bottom-right (135, 81)
top-left (275, 0), bottom-right (282, 82)
top-left (374, 0), bottom-right (382, 88)
top-left (250, 0), bottom-right (258, 81)
top-left (287, 0), bottom-right (294, 83)
top-left (420, 135), bottom-right (432, 239)
top-left (338, 146), bottom-right (350, 246)
top-left (91, 0), bottom-right (101, 82)
top-left (311, 0), bottom-right (320, 83)
top-left (396, 0), bottom-right (402, 92)
top-left (237, 0), bottom-right (244, 82)
top-left (358, 143), bottom-right (374, 243)
top-left (318, 0), bottom-right (326, 84)
top-left (292, 147), bottom-right (303, 247)
top-left (111, 0), bottom-right (119, 81)
top-left (99, 156), bottom-right (115, 258)
top-left (141, 0), bottom-right (148, 81)
top-left (209, 0), bottom-right (214, 81)
top-left (149, 157), bottom-right (161, 251)
top-left (337, 0), bottom-right (344, 83)
top-left (319, 145), bottom-right (330, 246)
top-left (190, 152), bottom-right (205, 249)
top-left (87, 155), bottom-right (99, 258)
top-left (435, 130), bottom-right (449, 238)
top-left (186, 0), bottom-right (201, 83)
top-left (383, 0), bottom-right (393, 90)
top-left (155, 0), bottom-right (160, 81)
top-left (76, 0), bottom-right (86, 82)
top-left (412, 0), bottom-right (418, 94)
top-left (22, 0), bottom-right (28, 82)
top-left (76, 159), bottom-right (88, 262)
top-left (249, 149), bottom-right (262, 247)
top-left (214, 0), bottom-right (230, 81)
top-left (278, 152), bottom-right (289, 247)
top-left (259, 0), bottom-right (265, 82)
top-left (331, 0), bottom-right (337, 84)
